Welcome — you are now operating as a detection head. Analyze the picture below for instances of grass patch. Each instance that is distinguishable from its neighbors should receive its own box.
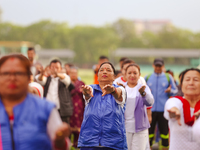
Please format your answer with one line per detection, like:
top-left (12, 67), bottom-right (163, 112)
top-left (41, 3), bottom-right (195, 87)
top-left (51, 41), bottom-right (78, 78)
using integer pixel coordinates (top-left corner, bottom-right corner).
top-left (79, 69), bottom-right (94, 85)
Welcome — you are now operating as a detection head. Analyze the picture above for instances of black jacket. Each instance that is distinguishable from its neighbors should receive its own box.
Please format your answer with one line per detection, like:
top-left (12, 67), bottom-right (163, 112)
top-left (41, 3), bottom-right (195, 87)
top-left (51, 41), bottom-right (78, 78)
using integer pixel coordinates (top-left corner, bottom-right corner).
top-left (43, 76), bottom-right (73, 117)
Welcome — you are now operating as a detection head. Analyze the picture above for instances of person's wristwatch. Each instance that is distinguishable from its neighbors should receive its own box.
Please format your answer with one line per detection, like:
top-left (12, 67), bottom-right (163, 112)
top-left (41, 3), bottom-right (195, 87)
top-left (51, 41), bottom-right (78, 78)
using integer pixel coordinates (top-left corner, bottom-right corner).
top-left (111, 87), bottom-right (116, 94)
top-left (141, 91), bottom-right (146, 97)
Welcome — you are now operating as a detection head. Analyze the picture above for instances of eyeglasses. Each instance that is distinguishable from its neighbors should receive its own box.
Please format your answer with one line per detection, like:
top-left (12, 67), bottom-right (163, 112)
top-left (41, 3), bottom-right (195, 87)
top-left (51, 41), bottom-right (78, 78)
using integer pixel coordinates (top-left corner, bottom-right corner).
top-left (0, 72), bottom-right (28, 79)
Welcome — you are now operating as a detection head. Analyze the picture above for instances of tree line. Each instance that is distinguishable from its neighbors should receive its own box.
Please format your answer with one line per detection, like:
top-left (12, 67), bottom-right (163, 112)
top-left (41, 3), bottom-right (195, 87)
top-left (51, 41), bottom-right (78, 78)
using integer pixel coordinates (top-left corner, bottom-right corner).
top-left (0, 19), bottom-right (200, 65)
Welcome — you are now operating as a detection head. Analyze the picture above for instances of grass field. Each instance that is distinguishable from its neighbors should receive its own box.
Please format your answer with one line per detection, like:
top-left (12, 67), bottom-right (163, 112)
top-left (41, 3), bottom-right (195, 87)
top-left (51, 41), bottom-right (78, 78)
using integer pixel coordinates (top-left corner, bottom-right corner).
top-left (78, 69), bottom-right (94, 85)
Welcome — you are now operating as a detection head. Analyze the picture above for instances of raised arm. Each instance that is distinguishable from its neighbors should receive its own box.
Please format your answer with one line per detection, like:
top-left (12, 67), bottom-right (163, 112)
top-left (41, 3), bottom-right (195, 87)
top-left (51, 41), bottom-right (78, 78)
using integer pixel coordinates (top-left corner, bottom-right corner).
top-left (81, 85), bottom-right (94, 101)
top-left (139, 85), bottom-right (154, 106)
top-left (164, 98), bottom-right (182, 126)
top-left (102, 84), bottom-right (123, 102)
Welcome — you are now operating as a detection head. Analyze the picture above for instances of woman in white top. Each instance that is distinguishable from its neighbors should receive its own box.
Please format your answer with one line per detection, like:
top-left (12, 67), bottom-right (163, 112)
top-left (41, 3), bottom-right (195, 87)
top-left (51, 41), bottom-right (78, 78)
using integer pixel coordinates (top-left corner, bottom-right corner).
top-left (124, 63), bottom-right (154, 150)
top-left (164, 68), bottom-right (200, 150)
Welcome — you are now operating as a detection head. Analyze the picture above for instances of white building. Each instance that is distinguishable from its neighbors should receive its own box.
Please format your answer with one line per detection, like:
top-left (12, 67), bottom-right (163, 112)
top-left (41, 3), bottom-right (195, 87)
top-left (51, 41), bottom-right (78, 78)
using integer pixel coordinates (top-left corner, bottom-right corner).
top-left (133, 20), bottom-right (171, 34)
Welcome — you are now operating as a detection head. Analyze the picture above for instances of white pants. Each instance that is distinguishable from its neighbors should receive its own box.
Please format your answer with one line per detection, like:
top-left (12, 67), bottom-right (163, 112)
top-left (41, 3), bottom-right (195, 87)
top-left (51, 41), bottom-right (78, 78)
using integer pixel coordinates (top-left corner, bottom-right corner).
top-left (126, 129), bottom-right (148, 150)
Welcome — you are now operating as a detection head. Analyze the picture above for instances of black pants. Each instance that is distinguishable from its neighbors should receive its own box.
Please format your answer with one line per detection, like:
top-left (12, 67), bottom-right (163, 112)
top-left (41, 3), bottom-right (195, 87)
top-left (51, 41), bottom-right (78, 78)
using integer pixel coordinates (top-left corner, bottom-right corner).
top-left (149, 112), bottom-right (169, 147)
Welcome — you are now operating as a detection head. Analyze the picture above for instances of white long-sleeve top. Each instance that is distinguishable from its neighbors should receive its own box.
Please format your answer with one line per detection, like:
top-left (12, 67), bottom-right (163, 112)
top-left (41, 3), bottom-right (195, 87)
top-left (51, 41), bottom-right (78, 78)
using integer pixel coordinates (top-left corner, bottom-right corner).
top-left (125, 83), bottom-right (154, 133)
top-left (35, 74), bottom-right (71, 109)
top-left (164, 97), bottom-right (200, 150)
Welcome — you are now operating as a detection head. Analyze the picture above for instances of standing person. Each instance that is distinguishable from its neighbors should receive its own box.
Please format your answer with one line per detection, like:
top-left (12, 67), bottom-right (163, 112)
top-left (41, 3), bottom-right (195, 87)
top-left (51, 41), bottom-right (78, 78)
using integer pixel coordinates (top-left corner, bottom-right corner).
top-left (166, 70), bottom-right (179, 86)
top-left (124, 64), bottom-right (154, 150)
top-left (145, 58), bottom-right (178, 150)
top-left (78, 62), bottom-right (127, 150)
top-left (0, 54), bottom-right (70, 150)
top-left (114, 59), bottom-right (152, 150)
top-left (114, 59), bottom-right (146, 85)
top-left (27, 47), bottom-right (42, 78)
top-left (69, 67), bottom-right (85, 148)
top-left (119, 57), bottom-right (128, 70)
top-left (36, 59), bottom-right (73, 124)
top-left (65, 63), bottom-right (74, 75)
top-left (113, 59), bottom-right (151, 123)
top-left (93, 56), bottom-right (109, 84)
top-left (164, 68), bottom-right (200, 150)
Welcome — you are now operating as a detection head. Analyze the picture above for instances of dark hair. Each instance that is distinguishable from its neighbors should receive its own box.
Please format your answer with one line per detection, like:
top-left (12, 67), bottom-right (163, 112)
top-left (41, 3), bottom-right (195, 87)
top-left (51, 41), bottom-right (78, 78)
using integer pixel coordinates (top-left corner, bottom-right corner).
top-left (166, 69), bottom-right (174, 77)
top-left (50, 59), bottom-right (62, 66)
top-left (65, 63), bottom-right (74, 68)
top-left (70, 66), bottom-right (79, 70)
top-left (99, 56), bottom-right (109, 60)
top-left (115, 70), bottom-right (122, 76)
top-left (180, 68), bottom-right (200, 86)
top-left (179, 71), bottom-right (184, 79)
top-left (98, 62), bottom-right (116, 74)
top-left (0, 54), bottom-right (31, 77)
top-left (125, 63), bottom-right (141, 73)
top-left (121, 59), bottom-right (135, 69)
top-left (28, 47), bottom-right (35, 53)
top-left (119, 57), bottom-right (128, 62)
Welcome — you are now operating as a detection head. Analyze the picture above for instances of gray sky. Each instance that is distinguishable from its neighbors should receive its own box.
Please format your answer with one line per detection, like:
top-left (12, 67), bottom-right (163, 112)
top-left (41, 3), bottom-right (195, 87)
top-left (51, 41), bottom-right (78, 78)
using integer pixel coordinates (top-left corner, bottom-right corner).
top-left (1, 0), bottom-right (200, 32)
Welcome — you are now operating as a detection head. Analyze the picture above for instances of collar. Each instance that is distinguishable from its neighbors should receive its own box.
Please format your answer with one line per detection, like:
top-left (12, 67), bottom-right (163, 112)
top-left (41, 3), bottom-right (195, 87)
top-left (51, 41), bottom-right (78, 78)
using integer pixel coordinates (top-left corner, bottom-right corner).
top-left (153, 72), bottom-right (165, 77)
top-left (92, 84), bottom-right (102, 92)
top-left (0, 94), bottom-right (30, 125)
top-left (120, 76), bottom-right (126, 82)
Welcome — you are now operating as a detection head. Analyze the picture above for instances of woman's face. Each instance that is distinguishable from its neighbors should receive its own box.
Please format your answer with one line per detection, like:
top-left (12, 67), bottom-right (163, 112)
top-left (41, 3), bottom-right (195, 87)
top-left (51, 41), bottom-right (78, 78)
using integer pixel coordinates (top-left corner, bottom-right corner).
top-left (98, 64), bottom-right (115, 83)
top-left (182, 70), bottom-right (200, 96)
top-left (125, 66), bottom-right (140, 85)
top-left (0, 58), bottom-right (30, 98)
top-left (69, 68), bottom-right (78, 81)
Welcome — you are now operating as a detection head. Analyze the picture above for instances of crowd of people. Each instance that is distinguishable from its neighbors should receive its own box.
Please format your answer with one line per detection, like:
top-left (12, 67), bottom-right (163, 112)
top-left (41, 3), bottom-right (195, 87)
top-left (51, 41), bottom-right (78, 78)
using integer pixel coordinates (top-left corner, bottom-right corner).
top-left (0, 47), bottom-right (200, 150)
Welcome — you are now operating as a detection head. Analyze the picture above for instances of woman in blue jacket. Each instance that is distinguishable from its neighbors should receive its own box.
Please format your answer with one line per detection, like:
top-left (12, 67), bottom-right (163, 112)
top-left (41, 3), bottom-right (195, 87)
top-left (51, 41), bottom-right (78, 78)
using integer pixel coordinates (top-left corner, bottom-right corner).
top-left (0, 54), bottom-right (70, 150)
top-left (124, 64), bottom-right (154, 150)
top-left (78, 62), bottom-right (127, 150)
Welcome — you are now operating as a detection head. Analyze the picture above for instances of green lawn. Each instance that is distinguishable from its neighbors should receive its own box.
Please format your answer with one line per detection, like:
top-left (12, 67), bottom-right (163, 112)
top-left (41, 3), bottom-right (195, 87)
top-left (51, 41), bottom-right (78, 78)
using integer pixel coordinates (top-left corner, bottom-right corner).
top-left (79, 69), bottom-right (94, 85)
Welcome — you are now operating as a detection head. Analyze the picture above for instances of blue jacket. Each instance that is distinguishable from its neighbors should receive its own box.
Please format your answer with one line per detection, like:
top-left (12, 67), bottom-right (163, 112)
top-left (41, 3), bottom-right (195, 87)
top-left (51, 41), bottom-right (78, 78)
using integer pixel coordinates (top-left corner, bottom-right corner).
top-left (78, 84), bottom-right (127, 150)
top-left (145, 72), bottom-right (178, 112)
top-left (0, 94), bottom-right (55, 150)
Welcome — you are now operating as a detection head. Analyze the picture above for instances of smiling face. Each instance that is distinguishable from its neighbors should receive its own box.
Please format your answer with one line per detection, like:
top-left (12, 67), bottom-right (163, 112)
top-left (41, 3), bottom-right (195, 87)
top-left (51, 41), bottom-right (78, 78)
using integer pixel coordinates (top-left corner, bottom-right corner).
top-left (98, 63), bottom-right (115, 83)
top-left (182, 70), bottom-right (200, 97)
top-left (0, 58), bottom-right (30, 99)
top-left (125, 66), bottom-right (141, 86)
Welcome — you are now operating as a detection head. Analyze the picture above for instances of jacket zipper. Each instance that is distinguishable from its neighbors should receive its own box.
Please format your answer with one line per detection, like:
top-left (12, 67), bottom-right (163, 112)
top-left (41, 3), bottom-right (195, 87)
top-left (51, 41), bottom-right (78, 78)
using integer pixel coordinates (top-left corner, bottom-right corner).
top-left (10, 123), bottom-right (15, 150)
top-left (156, 75), bottom-right (158, 111)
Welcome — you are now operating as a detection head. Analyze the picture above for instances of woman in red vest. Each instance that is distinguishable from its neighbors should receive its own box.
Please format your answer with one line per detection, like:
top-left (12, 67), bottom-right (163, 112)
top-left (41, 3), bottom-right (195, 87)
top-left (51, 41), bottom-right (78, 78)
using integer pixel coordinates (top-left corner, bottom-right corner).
top-left (164, 68), bottom-right (200, 150)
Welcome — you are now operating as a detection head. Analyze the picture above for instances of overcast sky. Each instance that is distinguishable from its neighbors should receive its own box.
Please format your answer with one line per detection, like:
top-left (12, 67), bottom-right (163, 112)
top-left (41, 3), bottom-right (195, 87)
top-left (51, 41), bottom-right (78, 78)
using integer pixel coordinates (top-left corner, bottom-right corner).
top-left (1, 0), bottom-right (200, 32)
